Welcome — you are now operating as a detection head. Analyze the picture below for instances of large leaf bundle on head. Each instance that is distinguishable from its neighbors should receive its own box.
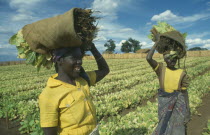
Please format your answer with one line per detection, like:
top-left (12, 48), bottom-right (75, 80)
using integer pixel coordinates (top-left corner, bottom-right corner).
top-left (148, 22), bottom-right (187, 59)
top-left (9, 30), bottom-right (53, 71)
top-left (9, 8), bottom-right (98, 71)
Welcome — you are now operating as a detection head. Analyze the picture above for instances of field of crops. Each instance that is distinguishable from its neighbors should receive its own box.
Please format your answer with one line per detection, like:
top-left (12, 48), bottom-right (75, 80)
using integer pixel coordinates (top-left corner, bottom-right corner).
top-left (0, 57), bottom-right (210, 135)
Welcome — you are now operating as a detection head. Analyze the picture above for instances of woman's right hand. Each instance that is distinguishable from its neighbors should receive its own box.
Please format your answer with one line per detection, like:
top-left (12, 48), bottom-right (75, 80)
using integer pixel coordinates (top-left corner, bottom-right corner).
top-left (146, 28), bottom-right (159, 69)
top-left (150, 27), bottom-right (160, 42)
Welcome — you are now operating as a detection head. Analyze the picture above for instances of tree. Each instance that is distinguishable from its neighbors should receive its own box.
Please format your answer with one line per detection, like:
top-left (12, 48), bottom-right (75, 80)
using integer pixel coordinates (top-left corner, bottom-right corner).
top-left (121, 40), bottom-right (131, 53)
top-left (104, 39), bottom-right (116, 53)
top-left (121, 38), bottom-right (142, 53)
top-left (129, 38), bottom-right (142, 53)
top-left (188, 47), bottom-right (208, 51)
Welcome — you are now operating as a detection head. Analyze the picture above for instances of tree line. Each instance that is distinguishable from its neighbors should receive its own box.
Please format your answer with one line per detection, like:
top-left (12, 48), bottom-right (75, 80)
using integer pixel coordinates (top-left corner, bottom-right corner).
top-left (103, 38), bottom-right (208, 54)
top-left (103, 38), bottom-right (142, 54)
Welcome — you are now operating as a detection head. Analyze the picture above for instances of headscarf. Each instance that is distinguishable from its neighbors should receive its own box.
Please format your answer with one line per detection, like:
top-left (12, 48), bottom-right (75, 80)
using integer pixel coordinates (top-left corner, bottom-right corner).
top-left (52, 47), bottom-right (85, 63)
top-left (52, 47), bottom-right (73, 63)
top-left (52, 47), bottom-right (90, 85)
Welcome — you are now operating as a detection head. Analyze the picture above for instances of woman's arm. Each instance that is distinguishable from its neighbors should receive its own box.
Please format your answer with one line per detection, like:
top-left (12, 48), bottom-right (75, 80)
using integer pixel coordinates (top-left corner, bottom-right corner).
top-left (180, 73), bottom-right (190, 90)
top-left (90, 43), bottom-right (110, 83)
top-left (43, 127), bottom-right (57, 135)
top-left (146, 28), bottom-right (160, 69)
top-left (146, 43), bottom-right (158, 69)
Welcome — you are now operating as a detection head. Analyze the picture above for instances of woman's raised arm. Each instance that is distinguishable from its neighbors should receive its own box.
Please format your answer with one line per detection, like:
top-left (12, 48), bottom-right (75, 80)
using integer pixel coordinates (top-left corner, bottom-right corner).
top-left (90, 43), bottom-right (110, 83)
top-left (146, 43), bottom-right (158, 69)
top-left (146, 28), bottom-right (160, 69)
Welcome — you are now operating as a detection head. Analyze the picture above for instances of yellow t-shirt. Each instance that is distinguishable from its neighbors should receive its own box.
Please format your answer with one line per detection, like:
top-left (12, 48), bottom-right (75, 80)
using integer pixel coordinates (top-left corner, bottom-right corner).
top-left (39, 71), bottom-right (97, 135)
top-left (164, 67), bottom-right (183, 93)
top-left (154, 62), bottom-right (189, 93)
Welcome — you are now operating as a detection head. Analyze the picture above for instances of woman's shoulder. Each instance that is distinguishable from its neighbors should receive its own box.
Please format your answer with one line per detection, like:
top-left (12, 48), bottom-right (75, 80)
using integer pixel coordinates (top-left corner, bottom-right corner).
top-left (39, 84), bottom-right (70, 100)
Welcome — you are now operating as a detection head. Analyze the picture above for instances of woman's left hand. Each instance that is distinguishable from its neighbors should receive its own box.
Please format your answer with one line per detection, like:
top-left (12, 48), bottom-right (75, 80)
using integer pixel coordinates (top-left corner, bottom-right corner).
top-left (89, 42), bottom-right (110, 83)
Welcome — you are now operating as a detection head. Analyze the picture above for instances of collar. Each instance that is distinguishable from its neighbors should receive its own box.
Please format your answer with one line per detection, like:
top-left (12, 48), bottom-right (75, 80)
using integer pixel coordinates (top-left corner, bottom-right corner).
top-left (47, 74), bottom-right (82, 88)
top-left (47, 74), bottom-right (63, 87)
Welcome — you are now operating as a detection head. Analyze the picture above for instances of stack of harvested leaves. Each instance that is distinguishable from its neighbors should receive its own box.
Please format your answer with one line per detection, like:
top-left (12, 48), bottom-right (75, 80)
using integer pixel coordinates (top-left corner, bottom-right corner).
top-left (74, 8), bottom-right (99, 51)
top-left (148, 22), bottom-right (187, 59)
top-left (9, 8), bottom-right (98, 71)
top-left (9, 30), bottom-right (53, 71)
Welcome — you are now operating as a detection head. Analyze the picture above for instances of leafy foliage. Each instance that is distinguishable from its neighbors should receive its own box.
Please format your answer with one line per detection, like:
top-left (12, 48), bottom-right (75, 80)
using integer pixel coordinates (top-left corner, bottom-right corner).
top-left (148, 21), bottom-right (187, 40)
top-left (121, 41), bottom-right (131, 53)
top-left (202, 120), bottom-right (210, 135)
top-left (148, 21), bottom-right (188, 58)
top-left (188, 47), bottom-right (208, 51)
top-left (74, 8), bottom-right (99, 51)
top-left (0, 58), bottom-right (210, 135)
top-left (104, 39), bottom-right (116, 53)
top-left (121, 38), bottom-right (142, 53)
top-left (8, 8), bottom-right (99, 71)
top-left (9, 30), bottom-right (53, 71)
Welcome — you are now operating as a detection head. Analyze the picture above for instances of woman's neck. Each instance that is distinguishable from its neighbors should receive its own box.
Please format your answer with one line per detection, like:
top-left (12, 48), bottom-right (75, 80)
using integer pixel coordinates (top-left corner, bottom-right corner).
top-left (167, 66), bottom-right (177, 70)
top-left (56, 71), bottom-right (76, 86)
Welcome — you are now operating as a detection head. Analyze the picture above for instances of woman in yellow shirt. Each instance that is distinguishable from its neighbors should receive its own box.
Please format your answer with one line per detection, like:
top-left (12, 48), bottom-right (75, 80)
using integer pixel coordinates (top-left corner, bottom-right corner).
top-left (39, 43), bottom-right (109, 135)
top-left (146, 29), bottom-right (190, 135)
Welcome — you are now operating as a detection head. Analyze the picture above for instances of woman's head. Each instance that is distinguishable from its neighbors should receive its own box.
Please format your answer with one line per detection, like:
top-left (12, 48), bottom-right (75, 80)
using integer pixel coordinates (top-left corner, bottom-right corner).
top-left (53, 47), bottom-right (84, 78)
top-left (163, 52), bottom-right (178, 69)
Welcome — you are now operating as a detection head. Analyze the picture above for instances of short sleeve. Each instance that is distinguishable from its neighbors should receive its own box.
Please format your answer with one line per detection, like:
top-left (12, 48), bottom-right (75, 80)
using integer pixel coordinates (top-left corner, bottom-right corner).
top-left (39, 92), bottom-right (58, 127)
top-left (86, 71), bottom-right (96, 86)
top-left (181, 73), bottom-right (190, 90)
top-left (153, 62), bottom-right (163, 77)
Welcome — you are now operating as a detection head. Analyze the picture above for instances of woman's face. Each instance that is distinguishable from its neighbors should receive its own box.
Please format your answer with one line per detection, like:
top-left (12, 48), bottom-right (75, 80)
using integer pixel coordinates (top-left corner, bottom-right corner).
top-left (60, 48), bottom-right (83, 78)
top-left (164, 55), bottom-right (177, 69)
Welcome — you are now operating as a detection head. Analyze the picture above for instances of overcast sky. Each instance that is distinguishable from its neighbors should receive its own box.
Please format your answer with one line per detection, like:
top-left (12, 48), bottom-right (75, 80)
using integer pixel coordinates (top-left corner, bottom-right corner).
top-left (0, 0), bottom-right (210, 61)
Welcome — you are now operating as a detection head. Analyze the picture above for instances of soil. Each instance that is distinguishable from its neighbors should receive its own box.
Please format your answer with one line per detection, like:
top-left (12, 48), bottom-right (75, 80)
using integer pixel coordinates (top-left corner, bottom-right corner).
top-left (0, 118), bottom-right (20, 135)
top-left (187, 92), bottom-right (210, 135)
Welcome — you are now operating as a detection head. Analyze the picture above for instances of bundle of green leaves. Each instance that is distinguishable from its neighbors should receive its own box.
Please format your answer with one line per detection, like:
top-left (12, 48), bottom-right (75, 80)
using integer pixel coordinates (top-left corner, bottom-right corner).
top-left (9, 9), bottom-right (99, 71)
top-left (148, 21), bottom-right (187, 40)
top-left (148, 22), bottom-right (187, 58)
top-left (9, 29), bottom-right (53, 71)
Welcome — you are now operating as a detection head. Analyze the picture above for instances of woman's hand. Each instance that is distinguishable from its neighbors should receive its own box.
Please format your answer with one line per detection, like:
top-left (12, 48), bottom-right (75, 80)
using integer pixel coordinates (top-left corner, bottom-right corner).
top-left (146, 30), bottom-right (158, 69)
top-left (152, 42), bottom-right (158, 49)
top-left (89, 42), bottom-right (96, 52)
top-left (150, 27), bottom-right (160, 42)
top-left (89, 42), bottom-right (110, 83)
top-left (43, 127), bottom-right (57, 135)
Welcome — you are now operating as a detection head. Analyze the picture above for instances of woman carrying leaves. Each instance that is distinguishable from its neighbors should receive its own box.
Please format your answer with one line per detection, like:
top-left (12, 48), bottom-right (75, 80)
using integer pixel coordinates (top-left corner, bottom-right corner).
top-left (146, 28), bottom-right (190, 135)
top-left (39, 43), bottom-right (109, 135)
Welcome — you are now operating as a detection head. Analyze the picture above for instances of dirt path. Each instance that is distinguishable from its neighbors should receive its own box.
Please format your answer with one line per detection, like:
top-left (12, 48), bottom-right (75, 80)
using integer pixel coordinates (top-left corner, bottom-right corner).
top-left (187, 92), bottom-right (210, 135)
top-left (0, 118), bottom-right (20, 135)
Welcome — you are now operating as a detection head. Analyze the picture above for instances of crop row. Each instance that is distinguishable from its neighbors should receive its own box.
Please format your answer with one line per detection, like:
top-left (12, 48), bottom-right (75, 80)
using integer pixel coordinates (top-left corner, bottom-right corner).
top-left (0, 58), bottom-right (209, 120)
top-left (1, 57), bottom-right (207, 97)
top-left (94, 60), bottom-right (210, 119)
top-left (0, 57), bottom-right (209, 134)
top-left (99, 70), bottom-right (210, 135)
top-left (0, 57), bottom-right (199, 82)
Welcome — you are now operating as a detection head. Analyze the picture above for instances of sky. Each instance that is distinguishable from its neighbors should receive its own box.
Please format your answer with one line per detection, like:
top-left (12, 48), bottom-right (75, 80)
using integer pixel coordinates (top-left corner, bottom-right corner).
top-left (0, 0), bottom-right (210, 61)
